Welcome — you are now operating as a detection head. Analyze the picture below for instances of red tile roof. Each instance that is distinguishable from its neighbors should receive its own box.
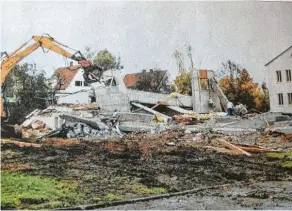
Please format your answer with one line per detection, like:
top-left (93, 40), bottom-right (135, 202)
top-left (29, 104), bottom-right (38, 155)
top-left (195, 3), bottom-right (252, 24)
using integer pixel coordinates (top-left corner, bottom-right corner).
top-left (123, 73), bottom-right (139, 88)
top-left (54, 65), bottom-right (81, 90)
top-left (124, 70), bottom-right (167, 88)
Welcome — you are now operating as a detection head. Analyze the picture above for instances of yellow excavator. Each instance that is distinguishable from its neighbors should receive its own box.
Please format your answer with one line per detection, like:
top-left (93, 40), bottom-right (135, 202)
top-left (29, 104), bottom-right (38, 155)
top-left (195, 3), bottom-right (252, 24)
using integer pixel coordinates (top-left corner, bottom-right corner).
top-left (1, 34), bottom-right (102, 119)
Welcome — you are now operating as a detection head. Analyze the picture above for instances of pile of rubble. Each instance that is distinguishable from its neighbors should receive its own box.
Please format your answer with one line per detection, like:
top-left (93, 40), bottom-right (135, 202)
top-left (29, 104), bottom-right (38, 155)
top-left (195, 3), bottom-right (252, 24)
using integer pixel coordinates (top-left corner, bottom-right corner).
top-left (18, 119), bottom-right (52, 139)
top-left (58, 114), bottom-right (122, 139)
top-left (15, 100), bottom-right (292, 140)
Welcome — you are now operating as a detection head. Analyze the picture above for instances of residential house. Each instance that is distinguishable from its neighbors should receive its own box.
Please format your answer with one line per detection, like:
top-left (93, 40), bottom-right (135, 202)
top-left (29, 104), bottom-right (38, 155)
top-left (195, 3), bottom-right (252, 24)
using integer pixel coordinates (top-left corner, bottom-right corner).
top-left (52, 62), bottom-right (95, 104)
top-left (123, 69), bottom-right (170, 93)
top-left (265, 46), bottom-right (292, 113)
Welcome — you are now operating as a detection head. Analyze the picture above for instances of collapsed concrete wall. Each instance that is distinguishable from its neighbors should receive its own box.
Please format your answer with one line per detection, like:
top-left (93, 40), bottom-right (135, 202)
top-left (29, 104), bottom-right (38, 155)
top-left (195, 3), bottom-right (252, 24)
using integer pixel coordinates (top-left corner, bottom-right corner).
top-left (56, 90), bottom-right (92, 104)
top-left (93, 70), bottom-right (222, 113)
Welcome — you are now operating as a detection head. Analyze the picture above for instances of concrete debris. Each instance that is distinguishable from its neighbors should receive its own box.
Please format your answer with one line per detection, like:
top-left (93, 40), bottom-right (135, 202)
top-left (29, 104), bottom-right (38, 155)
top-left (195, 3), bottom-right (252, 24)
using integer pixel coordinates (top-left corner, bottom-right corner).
top-left (267, 126), bottom-right (292, 135)
top-left (31, 120), bottom-right (45, 130)
top-left (171, 114), bottom-right (199, 125)
top-left (233, 104), bottom-right (248, 116)
top-left (20, 119), bottom-right (52, 138)
top-left (18, 100), bottom-right (292, 141)
top-left (131, 101), bottom-right (171, 123)
top-left (60, 118), bottom-right (121, 139)
top-left (25, 109), bottom-right (41, 119)
top-left (71, 103), bottom-right (100, 111)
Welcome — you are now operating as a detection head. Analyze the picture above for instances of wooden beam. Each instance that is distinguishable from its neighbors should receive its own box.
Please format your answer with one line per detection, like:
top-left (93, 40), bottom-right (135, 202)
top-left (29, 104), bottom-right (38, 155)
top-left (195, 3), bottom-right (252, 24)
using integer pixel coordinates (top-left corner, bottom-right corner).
top-left (217, 139), bottom-right (252, 156)
top-left (1, 139), bottom-right (41, 148)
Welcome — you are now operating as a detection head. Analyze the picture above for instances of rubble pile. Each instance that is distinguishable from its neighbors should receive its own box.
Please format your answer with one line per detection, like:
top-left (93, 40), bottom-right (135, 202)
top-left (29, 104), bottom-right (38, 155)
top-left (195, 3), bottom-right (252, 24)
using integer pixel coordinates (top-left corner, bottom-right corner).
top-left (59, 115), bottom-right (122, 139)
top-left (15, 99), bottom-right (292, 140)
top-left (19, 119), bottom-right (52, 138)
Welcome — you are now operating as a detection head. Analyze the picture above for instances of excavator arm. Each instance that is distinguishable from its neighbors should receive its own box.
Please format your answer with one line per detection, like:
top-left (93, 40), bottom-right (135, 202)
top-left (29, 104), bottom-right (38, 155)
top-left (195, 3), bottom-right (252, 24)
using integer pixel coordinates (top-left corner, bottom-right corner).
top-left (1, 35), bottom-right (101, 86)
top-left (1, 42), bottom-right (39, 85)
top-left (0, 34), bottom-right (103, 118)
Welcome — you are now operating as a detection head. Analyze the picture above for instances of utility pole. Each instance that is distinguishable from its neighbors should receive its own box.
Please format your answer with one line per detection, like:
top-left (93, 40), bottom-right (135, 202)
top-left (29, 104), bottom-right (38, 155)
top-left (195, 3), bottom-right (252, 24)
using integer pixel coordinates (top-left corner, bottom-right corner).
top-left (191, 67), bottom-right (201, 113)
top-left (188, 46), bottom-right (201, 113)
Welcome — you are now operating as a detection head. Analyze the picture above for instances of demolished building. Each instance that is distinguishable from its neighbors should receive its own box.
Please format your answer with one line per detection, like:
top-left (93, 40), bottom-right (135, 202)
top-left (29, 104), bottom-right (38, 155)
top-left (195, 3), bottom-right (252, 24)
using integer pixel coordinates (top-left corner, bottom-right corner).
top-left (18, 68), bottom-right (267, 139)
top-left (92, 69), bottom-right (223, 113)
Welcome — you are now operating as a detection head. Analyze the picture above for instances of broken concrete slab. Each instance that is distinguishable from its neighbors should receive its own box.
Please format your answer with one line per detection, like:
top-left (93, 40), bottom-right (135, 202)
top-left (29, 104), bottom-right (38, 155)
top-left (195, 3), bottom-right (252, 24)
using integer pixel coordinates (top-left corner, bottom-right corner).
top-left (131, 102), bottom-right (171, 122)
top-left (25, 109), bottom-right (41, 119)
top-left (21, 119), bottom-right (33, 128)
top-left (59, 114), bottom-right (101, 129)
top-left (118, 122), bottom-right (157, 132)
top-left (268, 126), bottom-right (292, 135)
top-left (94, 70), bottom-right (223, 113)
top-left (166, 106), bottom-right (192, 114)
top-left (214, 116), bottom-right (239, 124)
top-left (212, 128), bottom-right (257, 133)
top-left (220, 112), bottom-right (291, 131)
top-left (100, 112), bottom-right (154, 123)
top-left (31, 120), bottom-right (45, 130)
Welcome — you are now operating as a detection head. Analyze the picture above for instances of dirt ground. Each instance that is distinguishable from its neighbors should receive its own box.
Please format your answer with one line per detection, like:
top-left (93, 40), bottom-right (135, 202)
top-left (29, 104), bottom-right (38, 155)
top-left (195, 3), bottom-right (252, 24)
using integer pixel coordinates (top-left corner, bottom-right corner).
top-left (1, 130), bottom-right (292, 209)
top-left (105, 181), bottom-right (292, 210)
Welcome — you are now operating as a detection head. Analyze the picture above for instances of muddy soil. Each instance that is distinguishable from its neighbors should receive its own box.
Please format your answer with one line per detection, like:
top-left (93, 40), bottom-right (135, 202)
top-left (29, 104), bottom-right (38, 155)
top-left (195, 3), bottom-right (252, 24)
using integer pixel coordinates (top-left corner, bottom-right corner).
top-left (106, 181), bottom-right (292, 210)
top-left (1, 131), bottom-right (292, 209)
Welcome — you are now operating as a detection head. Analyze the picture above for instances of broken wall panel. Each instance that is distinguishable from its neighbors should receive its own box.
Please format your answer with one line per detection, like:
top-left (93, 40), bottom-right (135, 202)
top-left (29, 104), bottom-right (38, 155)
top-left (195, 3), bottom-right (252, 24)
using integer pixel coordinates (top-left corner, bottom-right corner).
top-left (93, 71), bottom-right (222, 113)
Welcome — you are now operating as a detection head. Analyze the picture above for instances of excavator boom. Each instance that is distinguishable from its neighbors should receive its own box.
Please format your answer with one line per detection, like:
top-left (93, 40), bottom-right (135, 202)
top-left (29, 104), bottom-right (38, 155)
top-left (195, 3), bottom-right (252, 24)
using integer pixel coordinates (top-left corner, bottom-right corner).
top-left (1, 42), bottom-right (39, 86)
top-left (0, 34), bottom-right (103, 118)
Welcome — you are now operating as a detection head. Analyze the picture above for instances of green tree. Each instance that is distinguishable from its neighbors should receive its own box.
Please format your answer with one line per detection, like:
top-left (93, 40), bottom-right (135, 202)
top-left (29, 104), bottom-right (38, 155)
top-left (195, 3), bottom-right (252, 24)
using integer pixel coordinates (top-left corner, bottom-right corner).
top-left (94, 49), bottom-right (116, 70)
top-left (219, 63), bottom-right (270, 112)
top-left (3, 64), bottom-right (55, 123)
top-left (236, 69), bottom-right (256, 108)
top-left (134, 70), bottom-right (169, 93)
top-left (172, 72), bottom-right (191, 95)
top-left (85, 47), bottom-right (123, 71)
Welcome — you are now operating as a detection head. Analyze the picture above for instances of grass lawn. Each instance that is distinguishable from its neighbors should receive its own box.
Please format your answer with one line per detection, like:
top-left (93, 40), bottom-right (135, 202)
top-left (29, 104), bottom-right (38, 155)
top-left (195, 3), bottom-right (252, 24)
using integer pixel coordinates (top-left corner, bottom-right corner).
top-left (1, 171), bottom-right (84, 209)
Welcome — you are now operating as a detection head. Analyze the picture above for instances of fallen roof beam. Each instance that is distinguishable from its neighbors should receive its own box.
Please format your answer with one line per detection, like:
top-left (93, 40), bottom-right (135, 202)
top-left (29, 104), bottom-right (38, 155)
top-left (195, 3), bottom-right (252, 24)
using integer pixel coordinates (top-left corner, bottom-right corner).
top-left (1, 139), bottom-right (41, 148)
top-left (217, 139), bottom-right (252, 157)
top-left (131, 102), bottom-right (171, 122)
top-left (203, 146), bottom-right (239, 155)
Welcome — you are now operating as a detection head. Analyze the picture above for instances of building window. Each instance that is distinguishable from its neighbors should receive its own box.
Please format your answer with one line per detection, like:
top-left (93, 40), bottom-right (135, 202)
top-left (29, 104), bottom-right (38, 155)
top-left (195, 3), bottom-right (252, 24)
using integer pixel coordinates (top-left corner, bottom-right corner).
top-left (278, 93), bottom-right (284, 105)
top-left (84, 81), bottom-right (89, 86)
top-left (75, 81), bottom-right (82, 86)
top-left (276, 71), bottom-right (282, 82)
top-left (286, 70), bottom-right (291, 82)
top-left (288, 93), bottom-right (292, 105)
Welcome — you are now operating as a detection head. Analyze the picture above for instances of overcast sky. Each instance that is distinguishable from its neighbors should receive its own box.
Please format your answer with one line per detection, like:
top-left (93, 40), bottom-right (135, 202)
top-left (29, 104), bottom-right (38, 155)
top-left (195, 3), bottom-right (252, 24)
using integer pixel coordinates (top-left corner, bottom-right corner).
top-left (1, 1), bottom-right (292, 82)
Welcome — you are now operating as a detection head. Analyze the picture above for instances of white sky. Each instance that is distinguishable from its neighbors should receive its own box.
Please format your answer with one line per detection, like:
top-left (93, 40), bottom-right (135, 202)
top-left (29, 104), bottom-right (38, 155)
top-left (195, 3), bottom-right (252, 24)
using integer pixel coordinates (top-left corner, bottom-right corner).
top-left (1, 1), bottom-right (292, 83)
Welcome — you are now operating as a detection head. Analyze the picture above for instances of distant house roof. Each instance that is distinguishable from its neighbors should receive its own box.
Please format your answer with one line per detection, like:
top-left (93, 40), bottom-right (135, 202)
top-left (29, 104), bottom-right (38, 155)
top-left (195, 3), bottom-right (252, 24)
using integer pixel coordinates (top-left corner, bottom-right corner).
top-left (124, 69), bottom-right (211, 89)
top-left (124, 70), bottom-right (167, 88)
top-left (54, 64), bottom-right (81, 90)
top-left (265, 45), bottom-right (292, 66)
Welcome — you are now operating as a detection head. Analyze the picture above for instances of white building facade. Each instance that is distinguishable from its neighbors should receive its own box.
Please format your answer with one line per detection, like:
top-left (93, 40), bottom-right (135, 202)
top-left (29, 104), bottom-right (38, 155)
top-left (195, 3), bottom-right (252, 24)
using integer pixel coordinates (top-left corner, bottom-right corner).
top-left (265, 46), bottom-right (292, 113)
top-left (52, 65), bottom-right (94, 104)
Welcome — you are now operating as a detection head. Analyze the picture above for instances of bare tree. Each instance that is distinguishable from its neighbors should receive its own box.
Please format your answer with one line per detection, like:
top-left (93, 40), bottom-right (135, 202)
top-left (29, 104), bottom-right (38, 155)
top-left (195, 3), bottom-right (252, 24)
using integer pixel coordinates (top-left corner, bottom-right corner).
top-left (186, 45), bottom-right (194, 70)
top-left (173, 47), bottom-right (186, 73)
top-left (220, 60), bottom-right (242, 79)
